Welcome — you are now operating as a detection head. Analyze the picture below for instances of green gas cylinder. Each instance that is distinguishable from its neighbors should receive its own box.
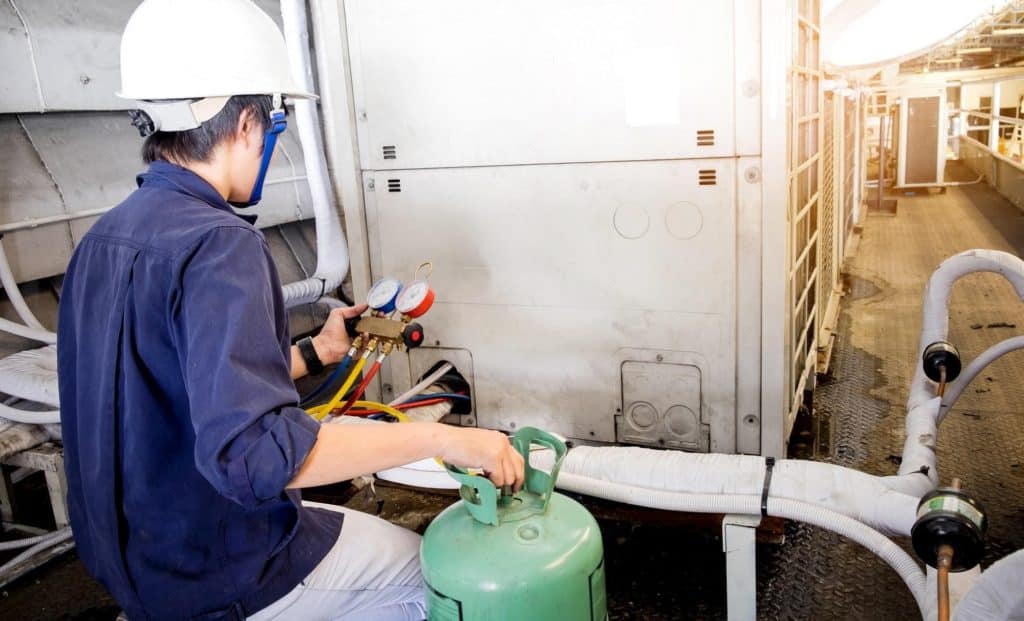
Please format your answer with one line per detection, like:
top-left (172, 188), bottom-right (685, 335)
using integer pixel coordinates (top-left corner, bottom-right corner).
top-left (421, 427), bottom-right (606, 621)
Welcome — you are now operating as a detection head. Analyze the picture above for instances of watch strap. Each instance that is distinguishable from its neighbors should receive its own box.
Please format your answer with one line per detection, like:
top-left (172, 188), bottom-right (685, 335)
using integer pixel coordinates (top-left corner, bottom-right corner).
top-left (297, 336), bottom-right (324, 375)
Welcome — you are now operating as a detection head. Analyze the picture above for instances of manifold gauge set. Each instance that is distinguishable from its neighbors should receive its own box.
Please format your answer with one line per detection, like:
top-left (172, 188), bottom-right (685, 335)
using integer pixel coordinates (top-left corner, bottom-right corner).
top-left (357, 262), bottom-right (437, 350)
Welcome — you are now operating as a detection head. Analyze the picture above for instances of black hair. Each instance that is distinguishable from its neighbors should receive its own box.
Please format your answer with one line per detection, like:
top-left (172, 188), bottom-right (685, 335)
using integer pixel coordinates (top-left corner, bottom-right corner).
top-left (141, 94), bottom-right (274, 165)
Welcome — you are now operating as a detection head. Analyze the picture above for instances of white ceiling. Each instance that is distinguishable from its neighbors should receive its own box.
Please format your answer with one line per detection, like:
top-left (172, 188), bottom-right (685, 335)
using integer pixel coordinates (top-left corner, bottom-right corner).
top-left (822, 0), bottom-right (1008, 69)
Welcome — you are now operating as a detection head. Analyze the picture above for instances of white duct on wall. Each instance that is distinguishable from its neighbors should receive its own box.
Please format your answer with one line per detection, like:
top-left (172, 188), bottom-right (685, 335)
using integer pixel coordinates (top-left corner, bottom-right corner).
top-left (279, 0), bottom-right (350, 307)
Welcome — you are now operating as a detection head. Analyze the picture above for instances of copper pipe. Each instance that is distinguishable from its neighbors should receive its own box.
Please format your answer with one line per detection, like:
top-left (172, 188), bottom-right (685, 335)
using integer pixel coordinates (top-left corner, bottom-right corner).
top-left (937, 544), bottom-right (954, 621)
top-left (937, 365), bottom-right (947, 397)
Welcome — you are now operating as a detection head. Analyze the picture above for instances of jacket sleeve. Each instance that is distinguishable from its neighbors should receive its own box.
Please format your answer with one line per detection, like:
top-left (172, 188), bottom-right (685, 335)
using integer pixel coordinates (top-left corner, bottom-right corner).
top-left (174, 225), bottom-right (320, 508)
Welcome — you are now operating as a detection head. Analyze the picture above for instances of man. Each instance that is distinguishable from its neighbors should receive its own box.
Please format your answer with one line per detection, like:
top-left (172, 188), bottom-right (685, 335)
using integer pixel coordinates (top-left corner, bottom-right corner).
top-left (56, 1), bottom-right (525, 619)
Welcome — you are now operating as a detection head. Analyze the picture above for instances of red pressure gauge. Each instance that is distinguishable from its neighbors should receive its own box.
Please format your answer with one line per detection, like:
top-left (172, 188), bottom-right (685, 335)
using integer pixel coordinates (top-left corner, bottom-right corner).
top-left (396, 280), bottom-right (435, 318)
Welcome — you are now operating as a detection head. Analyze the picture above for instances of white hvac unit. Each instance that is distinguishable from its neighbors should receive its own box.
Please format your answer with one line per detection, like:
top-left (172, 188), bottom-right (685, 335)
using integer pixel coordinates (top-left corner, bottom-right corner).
top-left (314, 0), bottom-right (823, 456)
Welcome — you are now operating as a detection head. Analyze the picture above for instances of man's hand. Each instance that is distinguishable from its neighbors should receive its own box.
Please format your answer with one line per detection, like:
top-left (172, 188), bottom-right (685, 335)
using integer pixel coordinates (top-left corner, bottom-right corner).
top-left (437, 427), bottom-right (526, 492)
top-left (312, 304), bottom-right (368, 366)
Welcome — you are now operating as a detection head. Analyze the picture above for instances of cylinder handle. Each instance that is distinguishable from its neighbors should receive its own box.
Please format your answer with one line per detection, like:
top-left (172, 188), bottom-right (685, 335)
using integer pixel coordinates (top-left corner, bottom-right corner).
top-left (444, 427), bottom-right (567, 526)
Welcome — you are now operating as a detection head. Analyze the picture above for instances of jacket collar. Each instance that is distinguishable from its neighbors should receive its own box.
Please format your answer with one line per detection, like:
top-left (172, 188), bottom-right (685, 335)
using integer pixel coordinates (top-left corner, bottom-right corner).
top-left (137, 161), bottom-right (258, 225)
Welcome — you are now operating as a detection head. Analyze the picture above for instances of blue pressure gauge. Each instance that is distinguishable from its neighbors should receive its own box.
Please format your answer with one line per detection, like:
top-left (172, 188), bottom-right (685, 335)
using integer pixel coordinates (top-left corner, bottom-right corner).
top-left (366, 277), bottom-right (403, 313)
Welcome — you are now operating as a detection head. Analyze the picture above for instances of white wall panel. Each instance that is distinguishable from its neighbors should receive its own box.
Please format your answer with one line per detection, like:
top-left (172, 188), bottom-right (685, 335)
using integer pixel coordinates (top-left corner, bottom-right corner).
top-left (346, 0), bottom-right (738, 169)
top-left (366, 160), bottom-right (738, 450)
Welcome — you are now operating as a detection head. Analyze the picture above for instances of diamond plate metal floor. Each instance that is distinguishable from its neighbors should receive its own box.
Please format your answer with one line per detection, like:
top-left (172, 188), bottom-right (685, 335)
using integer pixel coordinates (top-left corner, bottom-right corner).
top-left (758, 176), bottom-right (1024, 620)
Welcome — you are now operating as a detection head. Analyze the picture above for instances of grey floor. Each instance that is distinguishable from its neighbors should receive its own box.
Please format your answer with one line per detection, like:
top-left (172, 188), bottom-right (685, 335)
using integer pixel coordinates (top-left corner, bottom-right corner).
top-left (2, 172), bottom-right (1024, 619)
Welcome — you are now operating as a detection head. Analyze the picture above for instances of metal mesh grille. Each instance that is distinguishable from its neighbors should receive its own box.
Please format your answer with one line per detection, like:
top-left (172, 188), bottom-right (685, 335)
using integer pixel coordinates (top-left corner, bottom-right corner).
top-left (819, 91), bottom-right (836, 339)
top-left (787, 2), bottom-right (823, 427)
top-left (843, 96), bottom-right (857, 251)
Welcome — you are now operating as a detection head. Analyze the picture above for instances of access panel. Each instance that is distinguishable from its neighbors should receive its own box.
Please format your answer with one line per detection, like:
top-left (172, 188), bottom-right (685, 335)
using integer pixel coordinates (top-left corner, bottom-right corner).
top-left (369, 159), bottom-right (740, 452)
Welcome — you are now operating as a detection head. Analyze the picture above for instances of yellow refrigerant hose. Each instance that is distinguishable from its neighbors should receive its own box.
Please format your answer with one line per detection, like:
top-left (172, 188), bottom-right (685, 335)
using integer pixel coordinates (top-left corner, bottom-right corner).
top-left (308, 356), bottom-right (367, 421)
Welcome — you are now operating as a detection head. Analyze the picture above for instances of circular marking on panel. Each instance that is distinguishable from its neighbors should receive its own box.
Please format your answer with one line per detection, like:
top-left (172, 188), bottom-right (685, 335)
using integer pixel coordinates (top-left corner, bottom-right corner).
top-left (517, 524), bottom-right (540, 542)
top-left (627, 402), bottom-right (658, 430)
top-left (664, 405), bottom-right (698, 438)
top-left (613, 205), bottom-right (650, 239)
top-left (665, 202), bottom-right (703, 240)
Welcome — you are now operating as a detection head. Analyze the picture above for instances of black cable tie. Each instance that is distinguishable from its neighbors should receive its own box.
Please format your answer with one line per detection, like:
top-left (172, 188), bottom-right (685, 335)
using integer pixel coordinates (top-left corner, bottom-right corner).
top-left (761, 456), bottom-right (776, 518)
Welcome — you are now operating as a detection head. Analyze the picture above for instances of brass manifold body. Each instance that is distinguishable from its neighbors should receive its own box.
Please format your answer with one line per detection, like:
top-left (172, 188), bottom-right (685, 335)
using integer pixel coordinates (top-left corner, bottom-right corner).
top-left (353, 315), bottom-right (426, 352)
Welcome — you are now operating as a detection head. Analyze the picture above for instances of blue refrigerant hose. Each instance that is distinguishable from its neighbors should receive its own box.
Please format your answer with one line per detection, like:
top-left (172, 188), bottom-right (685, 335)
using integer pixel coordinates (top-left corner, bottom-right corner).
top-left (300, 353), bottom-right (353, 406)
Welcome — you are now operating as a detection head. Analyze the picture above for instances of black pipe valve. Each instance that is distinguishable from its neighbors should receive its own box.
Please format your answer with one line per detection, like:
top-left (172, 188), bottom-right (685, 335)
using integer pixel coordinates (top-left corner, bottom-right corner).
top-left (922, 341), bottom-right (962, 383)
top-left (911, 486), bottom-right (987, 572)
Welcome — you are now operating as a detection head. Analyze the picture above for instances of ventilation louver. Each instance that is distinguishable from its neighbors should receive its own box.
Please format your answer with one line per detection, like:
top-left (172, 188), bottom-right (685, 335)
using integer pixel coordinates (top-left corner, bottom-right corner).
top-left (696, 129), bottom-right (715, 147)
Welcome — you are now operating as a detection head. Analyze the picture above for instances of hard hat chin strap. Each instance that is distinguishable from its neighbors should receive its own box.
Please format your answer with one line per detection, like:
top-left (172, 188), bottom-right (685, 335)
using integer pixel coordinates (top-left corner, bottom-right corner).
top-left (231, 95), bottom-right (287, 208)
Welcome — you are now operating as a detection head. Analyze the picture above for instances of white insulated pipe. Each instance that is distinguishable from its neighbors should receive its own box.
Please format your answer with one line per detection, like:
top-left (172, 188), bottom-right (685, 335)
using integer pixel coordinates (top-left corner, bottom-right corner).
top-left (953, 549), bottom-right (1024, 620)
top-left (545, 446), bottom-right (920, 536)
top-left (908, 250), bottom-right (1024, 411)
top-left (280, 0), bottom-right (350, 308)
top-left (554, 471), bottom-right (930, 618)
top-left (894, 249), bottom-right (1024, 496)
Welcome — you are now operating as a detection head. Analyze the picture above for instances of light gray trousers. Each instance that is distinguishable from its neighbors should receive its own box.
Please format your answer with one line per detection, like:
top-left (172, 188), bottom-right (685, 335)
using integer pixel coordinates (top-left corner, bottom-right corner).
top-left (247, 502), bottom-right (427, 621)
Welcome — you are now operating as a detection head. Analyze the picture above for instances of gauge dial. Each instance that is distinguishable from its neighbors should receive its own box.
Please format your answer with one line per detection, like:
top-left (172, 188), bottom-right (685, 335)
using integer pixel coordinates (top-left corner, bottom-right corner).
top-left (366, 277), bottom-right (402, 313)
top-left (395, 280), bottom-right (435, 318)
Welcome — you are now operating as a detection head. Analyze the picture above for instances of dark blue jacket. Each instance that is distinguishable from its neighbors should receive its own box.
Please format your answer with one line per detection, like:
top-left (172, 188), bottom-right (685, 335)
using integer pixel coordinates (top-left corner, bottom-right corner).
top-left (57, 161), bottom-right (342, 620)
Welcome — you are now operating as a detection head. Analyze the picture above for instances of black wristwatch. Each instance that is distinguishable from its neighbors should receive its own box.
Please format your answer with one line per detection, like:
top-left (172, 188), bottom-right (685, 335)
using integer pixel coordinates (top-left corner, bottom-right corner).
top-left (297, 336), bottom-right (325, 375)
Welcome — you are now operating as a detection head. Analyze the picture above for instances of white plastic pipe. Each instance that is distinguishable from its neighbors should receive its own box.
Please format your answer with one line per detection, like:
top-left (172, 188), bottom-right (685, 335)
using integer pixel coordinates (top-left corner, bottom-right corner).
top-left (389, 363), bottom-right (455, 407)
top-left (939, 335), bottom-right (1024, 422)
top-left (0, 239), bottom-right (50, 333)
top-left (0, 317), bottom-right (56, 344)
top-left (553, 471), bottom-right (929, 618)
top-left (0, 527), bottom-right (72, 577)
top-left (280, 0), bottom-right (350, 308)
top-left (0, 402), bottom-right (60, 425)
top-left (0, 529), bottom-right (65, 551)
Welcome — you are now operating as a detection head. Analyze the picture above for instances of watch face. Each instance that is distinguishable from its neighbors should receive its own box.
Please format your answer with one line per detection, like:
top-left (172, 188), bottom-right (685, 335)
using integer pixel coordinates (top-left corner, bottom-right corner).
top-left (396, 281), bottom-right (430, 313)
top-left (367, 278), bottom-right (402, 310)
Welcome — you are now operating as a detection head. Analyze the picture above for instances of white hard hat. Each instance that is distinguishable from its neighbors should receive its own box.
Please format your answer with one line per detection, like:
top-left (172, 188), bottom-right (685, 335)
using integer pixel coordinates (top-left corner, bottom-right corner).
top-left (118, 0), bottom-right (314, 130)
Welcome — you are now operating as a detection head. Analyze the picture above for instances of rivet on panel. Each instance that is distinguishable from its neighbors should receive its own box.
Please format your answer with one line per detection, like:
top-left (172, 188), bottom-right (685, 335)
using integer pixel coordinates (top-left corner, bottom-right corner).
top-left (744, 167), bottom-right (762, 184)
